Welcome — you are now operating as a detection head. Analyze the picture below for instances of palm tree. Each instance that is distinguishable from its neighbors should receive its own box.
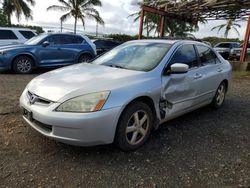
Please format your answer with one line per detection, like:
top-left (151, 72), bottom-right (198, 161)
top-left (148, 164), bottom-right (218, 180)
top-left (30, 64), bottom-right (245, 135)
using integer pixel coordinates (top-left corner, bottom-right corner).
top-left (47, 0), bottom-right (104, 34)
top-left (211, 19), bottom-right (241, 38)
top-left (2, 0), bottom-right (35, 25)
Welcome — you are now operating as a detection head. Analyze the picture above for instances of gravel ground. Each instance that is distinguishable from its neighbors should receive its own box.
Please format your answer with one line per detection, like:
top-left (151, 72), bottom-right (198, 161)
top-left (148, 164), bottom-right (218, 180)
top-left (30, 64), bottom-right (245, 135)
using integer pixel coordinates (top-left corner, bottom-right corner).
top-left (0, 72), bottom-right (250, 188)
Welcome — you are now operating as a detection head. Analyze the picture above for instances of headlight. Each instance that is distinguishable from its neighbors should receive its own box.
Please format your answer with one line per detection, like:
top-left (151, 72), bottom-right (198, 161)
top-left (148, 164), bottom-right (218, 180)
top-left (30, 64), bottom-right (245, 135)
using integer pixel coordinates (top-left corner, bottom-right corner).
top-left (56, 91), bottom-right (110, 113)
top-left (0, 51), bottom-right (6, 55)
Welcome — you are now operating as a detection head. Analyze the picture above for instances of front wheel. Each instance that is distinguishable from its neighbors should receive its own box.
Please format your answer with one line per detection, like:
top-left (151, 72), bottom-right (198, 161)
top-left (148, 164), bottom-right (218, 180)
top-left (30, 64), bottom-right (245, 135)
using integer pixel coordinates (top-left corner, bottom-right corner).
top-left (78, 54), bottom-right (92, 63)
top-left (13, 56), bottom-right (34, 74)
top-left (115, 102), bottom-right (153, 151)
top-left (211, 82), bottom-right (226, 108)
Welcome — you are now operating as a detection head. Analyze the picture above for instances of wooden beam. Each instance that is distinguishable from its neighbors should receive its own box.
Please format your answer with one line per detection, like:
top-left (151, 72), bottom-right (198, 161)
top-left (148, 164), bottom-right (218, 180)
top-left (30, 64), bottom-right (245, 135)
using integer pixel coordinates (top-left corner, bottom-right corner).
top-left (240, 14), bottom-right (250, 63)
top-left (138, 8), bottom-right (145, 40)
top-left (160, 16), bottom-right (165, 38)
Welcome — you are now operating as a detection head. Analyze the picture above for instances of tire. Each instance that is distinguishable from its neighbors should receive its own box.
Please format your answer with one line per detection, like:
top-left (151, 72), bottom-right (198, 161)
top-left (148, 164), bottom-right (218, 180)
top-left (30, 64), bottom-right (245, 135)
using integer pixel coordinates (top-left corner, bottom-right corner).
top-left (78, 54), bottom-right (92, 63)
top-left (211, 82), bottom-right (227, 108)
top-left (13, 56), bottom-right (34, 74)
top-left (115, 102), bottom-right (154, 151)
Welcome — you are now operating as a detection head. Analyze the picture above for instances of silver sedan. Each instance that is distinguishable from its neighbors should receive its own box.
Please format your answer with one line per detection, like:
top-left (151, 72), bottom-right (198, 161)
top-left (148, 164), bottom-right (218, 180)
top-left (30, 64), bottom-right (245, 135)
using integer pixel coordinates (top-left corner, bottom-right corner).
top-left (20, 40), bottom-right (232, 151)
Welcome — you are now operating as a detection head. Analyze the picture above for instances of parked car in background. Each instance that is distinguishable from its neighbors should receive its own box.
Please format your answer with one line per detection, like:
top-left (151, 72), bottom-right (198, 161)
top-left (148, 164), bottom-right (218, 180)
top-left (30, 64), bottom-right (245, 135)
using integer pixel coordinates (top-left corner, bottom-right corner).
top-left (0, 33), bottom-right (96, 74)
top-left (214, 42), bottom-right (241, 59)
top-left (0, 27), bottom-right (37, 46)
top-left (230, 43), bottom-right (250, 60)
top-left (93, 39), bottom-right (121, 55)
top-left (20, 40), bottom-right (232, 151)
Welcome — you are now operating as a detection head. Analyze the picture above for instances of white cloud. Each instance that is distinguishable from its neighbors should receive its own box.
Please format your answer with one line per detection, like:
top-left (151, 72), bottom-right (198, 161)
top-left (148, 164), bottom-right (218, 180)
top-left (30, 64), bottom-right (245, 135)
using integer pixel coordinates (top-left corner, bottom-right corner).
top-left (11, 0), bottom-right (248, 39)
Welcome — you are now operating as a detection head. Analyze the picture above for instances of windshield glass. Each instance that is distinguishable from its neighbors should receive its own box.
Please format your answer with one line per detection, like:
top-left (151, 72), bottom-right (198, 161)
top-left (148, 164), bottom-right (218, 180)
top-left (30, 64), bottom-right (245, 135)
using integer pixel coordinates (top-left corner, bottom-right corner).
top-left (91, 42), bottom-right (171, 71)
top-left (25, 34), bottom-right (47, 45)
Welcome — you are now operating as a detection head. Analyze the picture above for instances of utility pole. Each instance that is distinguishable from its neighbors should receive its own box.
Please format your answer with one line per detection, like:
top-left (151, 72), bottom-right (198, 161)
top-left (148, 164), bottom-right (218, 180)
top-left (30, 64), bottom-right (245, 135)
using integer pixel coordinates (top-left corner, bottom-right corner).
top-left (60, 19), bottom-right (63, 32)
top-left (96, 22), bottom-right (98, 37)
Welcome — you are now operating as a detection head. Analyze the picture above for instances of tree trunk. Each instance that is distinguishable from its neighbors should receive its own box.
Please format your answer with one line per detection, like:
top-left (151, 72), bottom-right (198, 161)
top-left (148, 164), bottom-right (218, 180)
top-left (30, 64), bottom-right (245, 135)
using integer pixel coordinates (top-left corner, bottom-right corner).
top-left (7, 14), bottom-right (11, 26)
top-left (74, 16), bottom-right (77, 34)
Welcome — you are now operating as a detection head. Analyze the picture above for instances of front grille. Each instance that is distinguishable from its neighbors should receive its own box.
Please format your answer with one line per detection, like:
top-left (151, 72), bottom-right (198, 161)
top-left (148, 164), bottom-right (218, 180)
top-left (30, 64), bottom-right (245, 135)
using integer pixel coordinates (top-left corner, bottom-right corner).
top-left (33, 119), bottom-right (53, 133)
top-left (27, 91), bottom-right (52, 105)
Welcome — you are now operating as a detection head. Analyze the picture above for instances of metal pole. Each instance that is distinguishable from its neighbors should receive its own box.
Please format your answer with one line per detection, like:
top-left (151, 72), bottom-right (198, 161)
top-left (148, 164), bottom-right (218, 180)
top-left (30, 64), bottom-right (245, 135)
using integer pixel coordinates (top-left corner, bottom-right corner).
top-left (160, 15), bottom-right (165, 38)
top-left (60, 20), bottom-right (63, 32)
top-left (240, 14), bottom-right (250, 63)
top-left (138, 8), bottom-right (145, 40)
top-left (96, 22), bottom-right (98, 37)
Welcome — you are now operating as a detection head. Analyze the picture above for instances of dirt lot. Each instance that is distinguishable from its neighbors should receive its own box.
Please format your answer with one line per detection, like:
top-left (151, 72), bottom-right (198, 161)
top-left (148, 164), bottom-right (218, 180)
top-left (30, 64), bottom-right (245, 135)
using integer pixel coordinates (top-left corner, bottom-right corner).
top-left (0, 72), bottom-right (250, 188)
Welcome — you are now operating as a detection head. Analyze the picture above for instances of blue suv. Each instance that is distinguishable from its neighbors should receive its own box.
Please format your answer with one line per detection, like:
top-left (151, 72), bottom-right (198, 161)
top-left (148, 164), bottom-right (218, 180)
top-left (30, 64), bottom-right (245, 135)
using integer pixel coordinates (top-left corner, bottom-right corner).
top-left (0, 33), bottom-right (96, 74)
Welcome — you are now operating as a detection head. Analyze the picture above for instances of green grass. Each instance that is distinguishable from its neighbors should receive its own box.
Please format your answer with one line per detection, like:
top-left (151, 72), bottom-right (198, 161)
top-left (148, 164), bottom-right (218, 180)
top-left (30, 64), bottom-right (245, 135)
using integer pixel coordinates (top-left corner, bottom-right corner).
top-left (233, 71), bottom-right (250, 79)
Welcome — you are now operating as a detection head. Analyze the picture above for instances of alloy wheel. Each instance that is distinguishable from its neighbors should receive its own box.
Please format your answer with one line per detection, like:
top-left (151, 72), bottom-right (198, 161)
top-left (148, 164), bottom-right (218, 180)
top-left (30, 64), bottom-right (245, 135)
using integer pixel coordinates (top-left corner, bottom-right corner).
top-left (125, 110), bottom-right (149, 145)
top-left (17, 59), bottom-right (32, 73)
top-left (216, 84), bottom-right (225, 106)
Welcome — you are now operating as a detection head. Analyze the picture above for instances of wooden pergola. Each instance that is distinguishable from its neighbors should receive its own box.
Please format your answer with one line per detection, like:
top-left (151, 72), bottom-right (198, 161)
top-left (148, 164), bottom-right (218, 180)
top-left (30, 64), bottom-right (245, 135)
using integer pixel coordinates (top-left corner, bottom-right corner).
top-left (138, 0), bottom-right (250, 63)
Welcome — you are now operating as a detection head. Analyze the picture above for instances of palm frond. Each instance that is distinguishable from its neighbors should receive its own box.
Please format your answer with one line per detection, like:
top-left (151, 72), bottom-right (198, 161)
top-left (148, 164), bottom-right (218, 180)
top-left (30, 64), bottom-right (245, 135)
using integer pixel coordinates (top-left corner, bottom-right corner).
top-left (47, 5), bottom-right (70, 11)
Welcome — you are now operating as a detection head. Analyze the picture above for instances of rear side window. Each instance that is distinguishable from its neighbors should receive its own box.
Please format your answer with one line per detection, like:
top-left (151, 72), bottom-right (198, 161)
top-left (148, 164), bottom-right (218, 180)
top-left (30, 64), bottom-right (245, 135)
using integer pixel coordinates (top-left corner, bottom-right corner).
top-left (60, 35), bottom-right (84, 44)
top-left (19, 30), bottom-right (35, 39)
top-left (0, 30), bottom-right (18, 39)
top-left (169, 44), bottom-right (198, 68)
top-left (196, 45), bottom-right (220, 65)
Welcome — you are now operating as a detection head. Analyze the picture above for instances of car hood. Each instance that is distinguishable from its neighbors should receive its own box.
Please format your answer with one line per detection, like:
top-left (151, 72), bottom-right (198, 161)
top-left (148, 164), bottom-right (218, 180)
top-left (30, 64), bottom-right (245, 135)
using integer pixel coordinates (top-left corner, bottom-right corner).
top-left (27, 63), bottom-right (144, 102)
top-left (0, 44), bottom-right (32, 51)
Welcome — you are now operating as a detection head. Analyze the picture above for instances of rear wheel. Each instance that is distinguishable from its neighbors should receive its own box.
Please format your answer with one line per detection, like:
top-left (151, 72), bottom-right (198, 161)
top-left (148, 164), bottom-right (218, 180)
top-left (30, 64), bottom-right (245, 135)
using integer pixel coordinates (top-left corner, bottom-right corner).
top-left (13, 56), bottom-right (34, 74)
top-left (211, 82), bottom-right (226, 108)
top-left (78, 54), bottom-right (92, 63)
top-left (115, 102), bottom-right (153, 151)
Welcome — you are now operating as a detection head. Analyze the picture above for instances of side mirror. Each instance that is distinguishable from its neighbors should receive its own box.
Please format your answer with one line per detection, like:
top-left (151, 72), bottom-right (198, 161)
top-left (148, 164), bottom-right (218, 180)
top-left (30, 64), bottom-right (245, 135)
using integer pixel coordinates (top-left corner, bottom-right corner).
top-left (170, 63), bottom-right (189, 74)
top-left (42, 41), bottom-right (50, 47)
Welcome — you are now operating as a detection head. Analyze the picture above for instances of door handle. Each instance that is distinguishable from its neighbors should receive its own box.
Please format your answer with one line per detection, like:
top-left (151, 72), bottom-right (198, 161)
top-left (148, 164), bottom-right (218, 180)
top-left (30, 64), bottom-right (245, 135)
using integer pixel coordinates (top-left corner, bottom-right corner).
top-left (194, 73), bottom-right (203, 79)
top-left (217, 68), bottom-right (223, 72)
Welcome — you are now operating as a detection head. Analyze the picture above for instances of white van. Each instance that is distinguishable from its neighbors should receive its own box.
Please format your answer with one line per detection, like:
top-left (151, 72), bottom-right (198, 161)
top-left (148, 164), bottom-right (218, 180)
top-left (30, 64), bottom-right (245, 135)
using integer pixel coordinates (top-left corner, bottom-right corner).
top-left (0, 27), bottom-right (37, 46)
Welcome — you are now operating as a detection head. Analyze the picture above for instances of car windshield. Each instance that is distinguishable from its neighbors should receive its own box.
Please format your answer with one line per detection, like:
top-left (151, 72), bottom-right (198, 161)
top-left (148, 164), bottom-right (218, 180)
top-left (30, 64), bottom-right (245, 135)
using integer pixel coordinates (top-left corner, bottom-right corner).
top-left (25, 34), bottom-right (47, 45)
top-left (91, 42), bottom-right (171, 71)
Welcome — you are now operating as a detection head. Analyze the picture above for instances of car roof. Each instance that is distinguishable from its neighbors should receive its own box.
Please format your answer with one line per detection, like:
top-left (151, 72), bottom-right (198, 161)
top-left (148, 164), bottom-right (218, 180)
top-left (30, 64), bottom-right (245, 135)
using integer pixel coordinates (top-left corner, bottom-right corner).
top-left (0, 27), bottom-right (34, 31)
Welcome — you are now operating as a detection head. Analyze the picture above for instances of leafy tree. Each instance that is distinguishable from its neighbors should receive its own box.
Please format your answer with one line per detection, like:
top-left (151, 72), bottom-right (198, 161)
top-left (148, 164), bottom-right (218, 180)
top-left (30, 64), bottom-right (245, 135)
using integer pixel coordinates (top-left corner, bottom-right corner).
top-left (2, 0), bottom-right (35, 25)
top-left (0, 8), bottom-right (8, 26)
top-left (47, 0), bottom-right (104, 34)
top-left (211, 19), bottom-right (241, 38)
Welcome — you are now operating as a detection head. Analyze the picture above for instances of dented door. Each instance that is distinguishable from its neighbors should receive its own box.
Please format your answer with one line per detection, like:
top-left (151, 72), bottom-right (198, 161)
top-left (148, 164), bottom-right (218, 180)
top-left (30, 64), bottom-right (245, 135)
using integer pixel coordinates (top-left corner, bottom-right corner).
top-left (160, 44), bottom-right (203, 120)
top-left (160, 68), bottom-right (201, 119)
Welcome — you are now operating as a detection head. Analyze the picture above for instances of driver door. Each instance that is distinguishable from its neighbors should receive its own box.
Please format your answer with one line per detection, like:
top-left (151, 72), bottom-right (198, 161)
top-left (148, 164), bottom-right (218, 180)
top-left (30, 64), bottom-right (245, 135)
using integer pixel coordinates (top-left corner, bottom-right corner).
top-left (161, 44), bottom-right (203, 120)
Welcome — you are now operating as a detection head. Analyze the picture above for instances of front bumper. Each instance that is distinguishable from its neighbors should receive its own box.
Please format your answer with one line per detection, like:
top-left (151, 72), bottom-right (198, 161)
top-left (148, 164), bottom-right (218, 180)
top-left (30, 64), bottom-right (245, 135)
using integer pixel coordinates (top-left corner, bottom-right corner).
top-left (20, 91), bottom-right (122, 146)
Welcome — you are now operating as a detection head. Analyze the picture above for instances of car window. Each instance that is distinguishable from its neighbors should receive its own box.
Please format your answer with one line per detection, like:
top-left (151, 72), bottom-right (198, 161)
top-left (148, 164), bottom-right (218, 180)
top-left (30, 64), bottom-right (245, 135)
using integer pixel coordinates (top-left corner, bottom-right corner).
top-left (197, 45), bottom-right (220, 65)
top-left (105, 41), bottom-right (119, 47)
top-left (76, 36), bottom-right (84, 44)
top-left (60, 35), bottom-right (78, 44)
top-left (92, 42), bottom-right (171, 71)
top-left (47, 35), bottom-right (62, 45)
top-left (0, 30), bottom-right (18, 39)
top-left (94, 40), bottom-right (104, 46)
top-left (215, 43), bottom-right (231, 48)
top-left (19, 30), bottom-right (35, 39)
top-left (169, 44), bottom-right (198, 68)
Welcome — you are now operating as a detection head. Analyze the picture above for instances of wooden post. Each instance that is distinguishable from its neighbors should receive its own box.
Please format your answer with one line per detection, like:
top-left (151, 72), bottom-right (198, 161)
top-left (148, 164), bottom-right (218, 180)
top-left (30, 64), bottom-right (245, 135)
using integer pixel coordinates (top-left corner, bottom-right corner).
top-left (240, 14), bottom-right (250, 63)
top-left (160, 15), bottom-right (165, 38)
top-left (138, 8), bottom-right (145, 40)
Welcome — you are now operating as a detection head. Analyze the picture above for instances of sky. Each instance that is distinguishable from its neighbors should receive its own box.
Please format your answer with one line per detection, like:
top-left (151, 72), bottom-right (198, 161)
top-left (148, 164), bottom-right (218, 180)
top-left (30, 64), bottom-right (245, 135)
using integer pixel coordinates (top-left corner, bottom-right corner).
top-left (10, 0), bottom-right (249, 39)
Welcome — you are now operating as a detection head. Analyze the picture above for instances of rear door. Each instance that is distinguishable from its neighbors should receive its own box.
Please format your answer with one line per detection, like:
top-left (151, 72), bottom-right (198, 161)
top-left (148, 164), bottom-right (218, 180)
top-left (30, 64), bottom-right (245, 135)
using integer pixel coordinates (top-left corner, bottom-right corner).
top-left (161, 44), bottom-right (204, 119)
top-left (195, 45), bottom-right (223, 101)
